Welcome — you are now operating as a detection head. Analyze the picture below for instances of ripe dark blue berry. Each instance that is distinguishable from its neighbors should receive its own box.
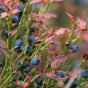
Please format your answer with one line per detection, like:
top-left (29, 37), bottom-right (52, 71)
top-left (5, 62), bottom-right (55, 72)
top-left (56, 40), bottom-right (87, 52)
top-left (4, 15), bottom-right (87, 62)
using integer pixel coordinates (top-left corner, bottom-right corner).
top-left (36, 76), bottom-right (44, 85)
top-left (28, 35), bottom-right (35, 44)
top-left (12, 16), bottom-right (19, 23)
top-left (55, 71), bottom-right (65, 78)
top-left (31, 57), bottom-right (40, 65)
top-left (20, 45), bottom-right (25, 51)
top-left (81, 69), bottom-right (88, 78)
top-left (3, 31), bottom-right (9, 38)
top-left (19, 76), bottom-right (24, 81)
top-left (18, 3), bottom-right (24, 12)
top-left (0, 61), bottom-right (3, 67)
top-left (15, 39), bottom-right (22, 47)
top-left (20, 44), bottom-right (32, 54)
top-left (69, 44), bottom-right (78, 53)
top-left (64, 78), bottom-right (77, 88)
top-left (26, 46), bottom-right (32, 54)
top-left (74, 0), bottom-right (85, 6)
top-left (23, 66), bottom-right (30, 73)
top-left (0, 6), bottom-right (5, 13)
top-left (21, 0), bottom-right (28, 3)
top-left (17, 60), bottom-right (22, 65)
top-left (13, 76), bottom-right (17, 81)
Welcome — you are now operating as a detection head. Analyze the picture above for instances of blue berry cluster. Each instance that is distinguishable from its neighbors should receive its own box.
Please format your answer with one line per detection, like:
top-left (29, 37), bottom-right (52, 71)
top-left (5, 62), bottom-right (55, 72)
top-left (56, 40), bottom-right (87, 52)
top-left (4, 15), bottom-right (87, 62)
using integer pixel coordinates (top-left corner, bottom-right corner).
top-left (64, 78), bottom-right (77, 88)
top-left (55, 71), bottom-right (65, 78)
top-left (66, 42), bottom-right (78, 53)
top-left (14, 38), bottom-right (32, 54)
top-left (81, 69), bottom-right (88, 78)
top-left (0, 6), bottom-right (5, 13)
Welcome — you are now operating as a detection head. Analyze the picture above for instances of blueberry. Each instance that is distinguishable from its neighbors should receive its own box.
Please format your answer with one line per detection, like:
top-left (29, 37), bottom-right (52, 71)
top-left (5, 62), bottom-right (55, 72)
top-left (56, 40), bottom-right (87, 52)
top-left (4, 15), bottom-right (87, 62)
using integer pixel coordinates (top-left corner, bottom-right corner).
top-left (0, 6), bottom-right (5, 13)
top-left (28, 35), bottom-right (35, 44)
top-left (21, 0), bottom-right (28, 3)
top-left (74, 0), bottom-right (85, 6)
top-left (31, 57), bottom-right (40, 65)
top-left (12, 16), bottom-right (19, 23)
top-left (0, 61), bottom-right (3, 67)
top-left (64, 78), bottom-right (77, 88)
top-left (17, 60), bottom-right (22, 65)
top-left (19, 76), bottom-right (24, 81)
top-left (18, 3), bottom-right (24, 12)
top-left (55, 71), bottom-right (65, 78)
top-left (70, 81), bottom-right (77, 88)
top-left (13, 76), bottom-right (17, 81)
top-left (23, 35), bottom-right (26, 40)
top-left (3, 31), bottom-right (9, 38)
top-left (29, 27), bottom-right (35, 33)
top-left (23, 66), bottom-right (30, 73)
top-left (36, 76), bottom-right (44, 85)
top-left (69, 44), bottom-right (78, 53)
top-left (15, 39), bottom-right (22, 47)
top-left (26, 46), bottom-right (32, 54)
top-left (20, 45), bottom-right (25, 52)
top-left (81, 69), bottom-right (88, 78)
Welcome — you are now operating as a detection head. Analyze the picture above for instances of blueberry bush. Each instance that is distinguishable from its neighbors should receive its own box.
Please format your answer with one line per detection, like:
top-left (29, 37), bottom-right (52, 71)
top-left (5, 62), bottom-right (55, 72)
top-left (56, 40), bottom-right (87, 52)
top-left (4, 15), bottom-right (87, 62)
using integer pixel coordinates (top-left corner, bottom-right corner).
top-left (0, 0), bottom-right (88, 88)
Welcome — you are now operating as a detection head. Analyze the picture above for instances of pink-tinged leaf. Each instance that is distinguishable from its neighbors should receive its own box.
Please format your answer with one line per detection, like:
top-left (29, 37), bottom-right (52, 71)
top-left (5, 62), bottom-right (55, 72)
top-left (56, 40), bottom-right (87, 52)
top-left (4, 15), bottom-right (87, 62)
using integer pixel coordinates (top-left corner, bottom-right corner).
top-left (45, 35), bottom-right (55, 43)
top-left (31, 13), bottom-right (57, 21)
top-left (12, 9), bottom-right (19, 14)
top-left (41, 0), bottom-right (46, 4)
top-left (82, 32), bottom-right (88, 42)
top-left (0, 48), bottom-right (8, 56)
top-left (76, 18), bottom-right (86, 31)
top-left (56, 55), bottom-right (67, 63)
top-left (0, 0), bottom-right (10, 11)
top-left (0, 12), bottom-right (8, 18)
top-left (51, 0), bottom-right (64, 2)
top-left (11, 1), bottom-right (19, 10)
top-left (38, 13), bottom-right (57, 20)
top-left (9, 30), bottom-right (17, 36)
top-left (51, 60), bottom-right (60, 69)
top-left (22, 82), bottom-right (29, 88)
top-left (4, 0), bottom-right (12, 6)
top-left (66, 12), bottom-right (74, 22)
top-left (78, 28), bottom-right (88, 31)
top-left (46, 72), bottom-right (56, 78)
top-left (0, 30), bottom-right (3, 34)
top-left (30, 0), bottom-right (41, 5)
top-left (55, 28), bottom-right (71, 36)
top-left (16, 80), bottom-right (22, 86)
top-left (0, 40), bottom-right (6, 48)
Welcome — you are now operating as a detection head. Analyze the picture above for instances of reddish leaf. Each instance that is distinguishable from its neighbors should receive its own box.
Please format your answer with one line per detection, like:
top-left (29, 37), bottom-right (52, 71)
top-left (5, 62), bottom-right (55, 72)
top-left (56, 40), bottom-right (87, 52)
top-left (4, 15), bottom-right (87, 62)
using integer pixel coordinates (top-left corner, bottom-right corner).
top-left (0, 40), bottom-right (6, 48)
top-left (0, 12), bottom-right (8, 18)
top-left (30, 0), bottom-right (41, 5)
top-left (22, 82), bottom-right (29, 88)
top-left (51, 0), bottom-right (64, 2)
top-left (66, 12), bottom-right (74, 22)
top-left (12, 9), bottom-right (19, 14)
top-left (38, 13), bottom-right (57, 20)
top-left (41, 0), bottom-right (46, 4)
top-left (0, 30), bottom-right (3, 34)
top-left (56, 55), bottom-right (67, 63)
top-left (9, 30), bottom-right (17, 36)
top-left (0, 48), bottom-right (8, 56)
top-left (76, 18), bottom-right (86, 31)
top-left (45, 35), bottom-right (55, 43)
top-left (55, 28), bottom-right (71, 36)
top-left (46, 72), bottom-right (56, 78)
top-left (82, 32), bottom-right (88, 42)
top-left (11, 1), bottom-right (19, 10)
